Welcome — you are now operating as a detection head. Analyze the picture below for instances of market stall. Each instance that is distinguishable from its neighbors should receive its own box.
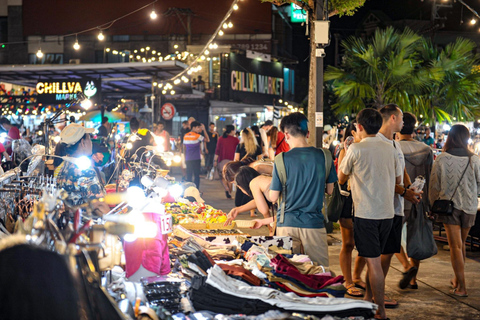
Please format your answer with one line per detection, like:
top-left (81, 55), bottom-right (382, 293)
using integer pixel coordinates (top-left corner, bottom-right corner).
top-left (0, 136), bottom-right (378, 320)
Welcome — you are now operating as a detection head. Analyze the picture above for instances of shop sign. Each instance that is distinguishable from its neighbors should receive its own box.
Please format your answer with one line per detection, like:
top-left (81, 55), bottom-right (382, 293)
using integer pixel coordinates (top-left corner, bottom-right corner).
top-left (225, 53), bottom-right (284, 105)
top-left (290, 3), bottom-right (307, 23)
top-left (161, 103), bottom-right (176, 120)
top-left (36, 79), bottom-right (101, 104)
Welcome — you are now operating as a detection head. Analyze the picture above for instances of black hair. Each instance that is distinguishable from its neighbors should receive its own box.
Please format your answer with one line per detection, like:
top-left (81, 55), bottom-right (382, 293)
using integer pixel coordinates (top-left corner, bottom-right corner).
top-left (182, 120), bottom-right (188, 125)
top-left (0, 118), bottom-right (11, 125)
top-left (345, 120), bottom-right (357, 139)
top-left (264, 120), bottom-right (273, 126)
top-left (190, 121), bottom-right (201, 129)
top-left (223, 157), bottom-right (256, 182)
top-left (223, 124), bottom-right (235, 138)
top-left (0, 244), bottom-right (80, 320)
top-left (444, 124), bottom-right (472, 154)
top-left (400, 112), bottom-right (417, 135)
top-left (279, 112), bottom-right (308, 137)
top-left (130, 117), bottom-right (139, 131)
top-left (379, 104), bottom-right (401, 123)
top-left (234, 166), bottom-right (260, 198)
top-left (157, 121), bottom-right (165, 126)
top-left (209, 122), bottom-right (215, 126)
top-left (356, 108), bottom-right (382, 135)
top-left (101, 117), bottom-right (109, 125)
top-left (250, 125), bottom-right (260, 136)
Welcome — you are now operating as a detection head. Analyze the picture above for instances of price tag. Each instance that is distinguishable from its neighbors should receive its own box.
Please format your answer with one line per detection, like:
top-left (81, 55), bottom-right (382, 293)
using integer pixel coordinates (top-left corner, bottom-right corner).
top-left (315, 112), bottom-right (324, 127)
top-left (160, 214), bottom-right (173, 234)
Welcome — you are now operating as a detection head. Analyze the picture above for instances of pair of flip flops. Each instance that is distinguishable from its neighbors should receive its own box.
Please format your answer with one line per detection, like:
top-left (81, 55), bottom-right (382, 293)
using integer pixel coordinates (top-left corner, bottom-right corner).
top-left (450, 288), bottom-right (468, 297)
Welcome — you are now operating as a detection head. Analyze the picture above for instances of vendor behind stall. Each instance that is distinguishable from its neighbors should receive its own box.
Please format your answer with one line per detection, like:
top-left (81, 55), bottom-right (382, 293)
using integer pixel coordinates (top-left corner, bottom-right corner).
top-left (55, 123), bottom-right (109, 215)
top-left (127, 117), bottom-right (154, 162)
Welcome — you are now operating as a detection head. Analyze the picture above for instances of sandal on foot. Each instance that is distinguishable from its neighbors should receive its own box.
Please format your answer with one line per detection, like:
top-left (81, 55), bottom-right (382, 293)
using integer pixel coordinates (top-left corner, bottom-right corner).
top-left (345, 283), bottom-right (364, 297)
top-left (353, 281), bottom-right (366, 290)
top-left (399, 266), bottom-right (418, 289)
top-left (374, 295), bottom-right (399, 309)
top-left (450, 288), bottom-right (468, 297)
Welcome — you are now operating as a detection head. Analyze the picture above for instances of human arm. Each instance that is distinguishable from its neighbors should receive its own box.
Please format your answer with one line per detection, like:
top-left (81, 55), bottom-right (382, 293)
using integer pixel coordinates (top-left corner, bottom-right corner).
top-left (395, 168), bottom-right (421, 204)
top-left (326, 183), bottom-right (334, 195)
top-left (269, 190), bottom-right (280, 203)
top-left (165, 132), bottom-right (171, 151)
top-left (225, 200), bottom-right (257, 225)
top-left (250, 177), bottom-right (271, 217)
top-left (201, 124), bottom-right (210, 143)
top-left (259, 128), bottom-right (269, 156)
top-left (252, 217), bottom-right (274, 229)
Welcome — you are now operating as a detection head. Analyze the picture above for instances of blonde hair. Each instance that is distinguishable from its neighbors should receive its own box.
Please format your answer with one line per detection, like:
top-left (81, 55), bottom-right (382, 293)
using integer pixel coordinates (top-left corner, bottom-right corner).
top-left (241, 128), bottom-right (258, 157)
top-left (267, 126), bottom-right (279, 149)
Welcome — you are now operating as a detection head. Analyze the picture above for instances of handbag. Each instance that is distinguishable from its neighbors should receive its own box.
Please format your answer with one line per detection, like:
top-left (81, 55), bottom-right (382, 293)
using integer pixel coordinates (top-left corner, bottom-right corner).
top-left (324, 182), bottom-right (345, 223)
top-left (407, 202), bottom-right (438, 260)
top-left (431, 157), bottom-right (470, 216)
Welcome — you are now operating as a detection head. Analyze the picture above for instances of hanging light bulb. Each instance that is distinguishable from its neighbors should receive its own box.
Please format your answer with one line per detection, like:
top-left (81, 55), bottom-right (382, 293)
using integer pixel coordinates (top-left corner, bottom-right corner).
top-left (174, 44), bottom-right (179, 49)
top-left (105, 48), bottom-right (111, 52)
top-left (98, 31), bottom-right (105, 41)
top-left (228, 22), bottom-right (233, 28)
top-left (36, 49), bottom-right (44, 58)
top-left (150, 8), bottom-right (157, 20)
top-left (471, 18), bottom-right (477, 25)
top-left (205, 50), bottom-right (210, 55)
top-left (174, 79), bottom-right (181, 85)
top-left (219, 30), bottom-right (224, 36)
top-left (73, 35), bottom-right (80, 50)
top-left (233, 4), bottom-right (239, 10)
top-left (170, 90), bottom-right (175, 95)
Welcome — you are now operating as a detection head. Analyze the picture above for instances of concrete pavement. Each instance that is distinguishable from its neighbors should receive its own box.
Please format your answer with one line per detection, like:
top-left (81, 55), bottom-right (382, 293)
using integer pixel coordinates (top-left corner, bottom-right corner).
top-left (178, 171), bottom-right (480, 320)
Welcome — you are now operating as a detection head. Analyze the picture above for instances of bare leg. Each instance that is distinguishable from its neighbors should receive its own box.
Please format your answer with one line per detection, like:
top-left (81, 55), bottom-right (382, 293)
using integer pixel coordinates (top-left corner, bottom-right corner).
top-left (410, 258), bottom-right (420, 285)
top-left (444, 223), bottom-right (471, 295)
top-left (365, 257), bottom-right (387, 319)
top-left (353, 256), bottom-right (367, 288)
top-left (339, 218), bottom-right (355, 286)
top-left (381, 253), bottom-right (394, 278)
top-left (395, 246), bottom-right (412, 272)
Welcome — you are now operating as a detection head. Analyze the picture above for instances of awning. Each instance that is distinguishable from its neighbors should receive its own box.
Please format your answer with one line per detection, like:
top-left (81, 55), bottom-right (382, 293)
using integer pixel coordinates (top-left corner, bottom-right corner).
top-left (0, 61), bottom-right (189, 99)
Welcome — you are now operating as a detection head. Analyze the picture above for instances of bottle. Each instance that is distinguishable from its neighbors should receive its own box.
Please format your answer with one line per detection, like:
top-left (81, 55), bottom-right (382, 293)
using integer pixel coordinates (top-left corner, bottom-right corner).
top-left (410, 175), bottom-right (425, 192)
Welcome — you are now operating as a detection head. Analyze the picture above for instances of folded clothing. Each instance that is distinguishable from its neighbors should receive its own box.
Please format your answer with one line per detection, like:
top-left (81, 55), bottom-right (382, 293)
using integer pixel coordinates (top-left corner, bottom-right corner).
top-left (217, 263), bottom-right (262, 286)
top-left (270, 254), bottom-right (343, 290)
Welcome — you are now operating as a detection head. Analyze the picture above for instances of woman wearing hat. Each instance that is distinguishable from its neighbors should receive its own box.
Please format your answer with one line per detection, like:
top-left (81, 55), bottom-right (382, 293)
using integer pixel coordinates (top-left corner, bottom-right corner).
top-left (56, 123), bottom-right (109, 215)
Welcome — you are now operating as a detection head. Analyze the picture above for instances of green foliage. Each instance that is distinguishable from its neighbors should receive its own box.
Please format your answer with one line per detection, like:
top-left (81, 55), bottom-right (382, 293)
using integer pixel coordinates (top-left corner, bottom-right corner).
top-left (325, 27), bottom-right (480, 124)
top-left (261, 0), bottom-right (366, 17)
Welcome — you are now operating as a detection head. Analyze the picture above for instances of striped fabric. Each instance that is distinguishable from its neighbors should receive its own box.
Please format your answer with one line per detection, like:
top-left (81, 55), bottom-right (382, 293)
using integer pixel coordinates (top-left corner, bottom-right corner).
top-left (184, 132), bottom-right (204, 161)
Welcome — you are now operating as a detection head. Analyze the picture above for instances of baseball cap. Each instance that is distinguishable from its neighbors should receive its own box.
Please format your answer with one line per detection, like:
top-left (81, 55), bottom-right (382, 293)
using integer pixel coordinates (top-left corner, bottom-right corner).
top-left (60, 123), bottom-right (94, 145)
top-left (184, 186), bottom-right (205, 203)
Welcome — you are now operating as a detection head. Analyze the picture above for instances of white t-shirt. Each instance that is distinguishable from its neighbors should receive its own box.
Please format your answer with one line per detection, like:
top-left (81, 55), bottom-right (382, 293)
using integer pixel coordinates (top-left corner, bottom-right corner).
top-left (377, 132), bottom-right (405, 216)
top-left (339, 136), bottom-right (403, 220)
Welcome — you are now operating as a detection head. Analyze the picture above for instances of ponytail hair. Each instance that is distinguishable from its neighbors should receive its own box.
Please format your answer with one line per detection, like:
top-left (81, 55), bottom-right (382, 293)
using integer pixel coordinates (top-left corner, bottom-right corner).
top-left (223, 124), bottom-right (235, 138)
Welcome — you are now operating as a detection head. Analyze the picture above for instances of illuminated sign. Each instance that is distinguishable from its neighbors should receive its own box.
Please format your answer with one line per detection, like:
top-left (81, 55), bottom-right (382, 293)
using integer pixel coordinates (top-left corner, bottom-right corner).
top-left (290, 3), bottom-right (307, 23)
top-left (230, 71), bottom-right (283, 96)
top-left (36, 79), bottom-right (101, 104)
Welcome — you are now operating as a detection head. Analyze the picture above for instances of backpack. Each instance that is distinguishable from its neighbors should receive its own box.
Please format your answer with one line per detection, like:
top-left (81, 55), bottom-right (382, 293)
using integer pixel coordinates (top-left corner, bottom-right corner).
top-left (275, 148), bottom-right (332, 224)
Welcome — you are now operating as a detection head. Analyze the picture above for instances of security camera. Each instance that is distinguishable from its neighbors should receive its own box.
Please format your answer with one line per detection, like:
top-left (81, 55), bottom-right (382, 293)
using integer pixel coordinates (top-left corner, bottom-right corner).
top-left (317, 48), bottom-right (326, 58)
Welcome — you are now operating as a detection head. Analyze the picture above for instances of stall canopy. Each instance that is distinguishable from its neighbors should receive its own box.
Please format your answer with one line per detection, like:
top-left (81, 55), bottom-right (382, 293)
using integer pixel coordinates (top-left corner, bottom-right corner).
top-left (0, 61), bottom-right (189, 100)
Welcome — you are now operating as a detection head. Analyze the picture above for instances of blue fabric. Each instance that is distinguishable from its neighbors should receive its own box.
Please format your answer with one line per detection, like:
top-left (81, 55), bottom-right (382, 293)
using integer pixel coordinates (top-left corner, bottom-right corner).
top-left (271, 147), bottom-right (337, 229)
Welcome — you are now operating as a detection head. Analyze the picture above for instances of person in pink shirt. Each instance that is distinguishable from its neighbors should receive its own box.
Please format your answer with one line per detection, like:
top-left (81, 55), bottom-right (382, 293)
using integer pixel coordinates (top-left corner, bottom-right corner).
top-left (214, 124), bottom-right (239, 199)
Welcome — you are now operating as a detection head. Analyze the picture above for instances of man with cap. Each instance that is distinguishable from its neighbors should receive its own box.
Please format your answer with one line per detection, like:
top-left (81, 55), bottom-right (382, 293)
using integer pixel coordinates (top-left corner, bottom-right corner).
top-left (55, 123), bottom-right (109, 215)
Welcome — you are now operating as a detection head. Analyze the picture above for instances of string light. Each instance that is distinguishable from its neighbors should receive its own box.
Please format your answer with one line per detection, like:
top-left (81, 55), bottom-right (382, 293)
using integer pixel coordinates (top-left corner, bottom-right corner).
top-left (219, 30), bottom-right (224, 36)
top-left (98, 31), bottom-right (105, 41)
top-left (471, 18), bottom-right (477, 25)
top-left (150, 8), bottom-right (157, 19)
top-left (36, 49), bottom-right (43, 58)
top-left (73, 34), bottom-right (80, 50)
top-left (233, 4), bottom-right (239, 10)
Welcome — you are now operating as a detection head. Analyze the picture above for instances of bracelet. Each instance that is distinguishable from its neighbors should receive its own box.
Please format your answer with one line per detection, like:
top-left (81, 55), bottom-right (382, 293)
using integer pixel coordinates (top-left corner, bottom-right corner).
top-left (406, 184), bottom-right (411, 190)
top-left (401, 187), bottom-right (407, 197)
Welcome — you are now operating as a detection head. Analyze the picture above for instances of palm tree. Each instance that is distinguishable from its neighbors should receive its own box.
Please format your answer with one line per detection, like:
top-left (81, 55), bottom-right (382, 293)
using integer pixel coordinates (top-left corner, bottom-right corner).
top-left (413, 37), bottom-right (480, 124)
top-left (325, 27), bottom-right (433, 114)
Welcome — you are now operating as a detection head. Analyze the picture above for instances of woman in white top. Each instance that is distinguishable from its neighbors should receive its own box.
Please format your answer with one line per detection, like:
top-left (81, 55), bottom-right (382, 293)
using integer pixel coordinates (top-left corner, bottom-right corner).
top-left (429, 124), bottom-right (480, 297)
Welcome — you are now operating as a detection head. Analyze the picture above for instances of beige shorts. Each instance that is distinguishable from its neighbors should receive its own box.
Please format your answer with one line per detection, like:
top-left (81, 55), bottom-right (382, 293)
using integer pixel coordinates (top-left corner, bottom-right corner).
top-left (436, 208), bottom-right (476, 228)
top-left (276, 226), bottom-right (329, 267)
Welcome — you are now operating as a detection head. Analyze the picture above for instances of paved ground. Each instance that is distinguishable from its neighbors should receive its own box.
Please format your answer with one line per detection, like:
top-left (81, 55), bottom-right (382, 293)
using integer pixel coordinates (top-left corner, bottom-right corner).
top-left (174, 170), bottom-right (480, 320)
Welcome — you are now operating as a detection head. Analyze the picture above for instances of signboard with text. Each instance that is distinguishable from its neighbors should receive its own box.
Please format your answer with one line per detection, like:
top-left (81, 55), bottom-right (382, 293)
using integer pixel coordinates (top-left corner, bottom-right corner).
top-left (36, 79), bottom-right (101, 105)
top-left (227, 53), bottom-right (284, 105)
top-left (290, 3), bottom-right (307, 23)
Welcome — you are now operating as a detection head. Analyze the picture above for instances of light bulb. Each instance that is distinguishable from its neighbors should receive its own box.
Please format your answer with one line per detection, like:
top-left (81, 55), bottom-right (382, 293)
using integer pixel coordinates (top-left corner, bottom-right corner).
top-left (174, 79), bottom-right (181, 85)
top-left (219, 30), bottom-right (224, 36)
top-left (105, 48), bottom-right (111, 52)
top-left (98, 31), bottom-right (105, 41)
top-left (150, 10), bottom-right (157, 19)
top-left (174, 44), bottom-right (179, 49)
top-left (471, 18), bottom-right (477, 25)
top-left (228, 22), bottom-right (233, 28)
top-left (233, 4), bottom-right (239, 10)
top-left (146, 46), bottom-right (150, 51)
top-left (36, 49), bottom-right (43, 58)
top-left (81, 99), bottom-right (92, 110)
top-left (73, 41), bottom-right (80, 50)
top-left (223, 23), bottom-right (228, 29)
top-left (158, 83), bottom-right (163, 88)
top-left (75, 156), bottom-right (92, 170)
top-left (170, 90), bottom-right (175, 95)
top-left (205, 50), bottom-right (210, 55)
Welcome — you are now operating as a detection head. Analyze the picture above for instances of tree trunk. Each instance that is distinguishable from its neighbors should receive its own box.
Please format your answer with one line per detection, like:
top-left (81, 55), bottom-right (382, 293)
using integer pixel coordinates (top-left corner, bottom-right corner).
top-left (307, 0), bottom-right (317, 146)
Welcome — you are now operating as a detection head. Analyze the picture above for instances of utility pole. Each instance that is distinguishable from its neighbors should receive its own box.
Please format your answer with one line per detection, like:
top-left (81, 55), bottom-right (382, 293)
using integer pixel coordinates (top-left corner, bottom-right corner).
top-left (315, 0), bottom-right (324, 149)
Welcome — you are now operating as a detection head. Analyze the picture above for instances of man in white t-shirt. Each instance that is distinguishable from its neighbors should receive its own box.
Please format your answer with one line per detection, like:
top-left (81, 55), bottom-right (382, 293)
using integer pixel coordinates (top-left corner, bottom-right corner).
top-left (339, 108), bottom-right (402, 320)
top-left (377, 105), bottom-right (422, 307)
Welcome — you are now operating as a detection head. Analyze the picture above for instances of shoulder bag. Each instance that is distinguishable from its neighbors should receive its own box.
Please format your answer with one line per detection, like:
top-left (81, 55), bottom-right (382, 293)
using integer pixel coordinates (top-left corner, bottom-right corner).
top-left (431, 157), bottom-right (470, 216)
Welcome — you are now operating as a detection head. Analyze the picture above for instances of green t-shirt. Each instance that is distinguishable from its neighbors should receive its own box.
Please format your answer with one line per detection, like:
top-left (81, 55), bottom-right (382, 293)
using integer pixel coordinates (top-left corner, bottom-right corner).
top-left (270, 147), bottom-right (338, 228)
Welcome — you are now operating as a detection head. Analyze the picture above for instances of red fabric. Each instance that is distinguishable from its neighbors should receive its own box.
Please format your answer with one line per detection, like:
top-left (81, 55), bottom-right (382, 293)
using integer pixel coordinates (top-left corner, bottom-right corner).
top-left (0, 143), bottom-right (4, 162)
top-left (6, 126), bottom-right (20, 155)
top-left (215, 135), bottom-right (239, 162)
top-left (124, 212), bottom-right (171, 278)
top-left (270, 254), bottom-right (344, 290)
top-left (275, 132), bottom-right (290, 155)
top-left (274, 282), bottom-right (329, 297)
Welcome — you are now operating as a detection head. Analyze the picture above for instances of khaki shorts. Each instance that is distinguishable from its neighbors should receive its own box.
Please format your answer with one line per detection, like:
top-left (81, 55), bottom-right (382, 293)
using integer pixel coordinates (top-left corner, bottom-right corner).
top-left (276, 226), bottom-right (329, 267)
top-left (436, 208), bottom-right (476, 228)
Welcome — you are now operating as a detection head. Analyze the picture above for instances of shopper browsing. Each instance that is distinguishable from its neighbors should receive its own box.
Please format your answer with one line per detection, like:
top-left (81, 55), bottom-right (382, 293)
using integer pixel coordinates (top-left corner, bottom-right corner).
top-left (338, 108), bottom-right (402, 320)
top-left (429, 124), bottom-right (480, 297)
top-left (248, 112), bottom-right (337, 268)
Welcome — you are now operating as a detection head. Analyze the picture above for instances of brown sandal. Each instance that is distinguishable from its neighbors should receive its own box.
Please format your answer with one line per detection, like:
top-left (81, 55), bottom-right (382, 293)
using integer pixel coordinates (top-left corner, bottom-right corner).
top-left (345, 283), bottom-right (364, 297)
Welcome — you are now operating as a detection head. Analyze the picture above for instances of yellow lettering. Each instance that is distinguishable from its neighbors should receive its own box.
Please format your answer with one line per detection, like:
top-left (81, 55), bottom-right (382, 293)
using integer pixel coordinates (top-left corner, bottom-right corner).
top-left (74, 82), bottom-right (82, 93)
top-left (61, 82), bottom-right (67, 93)
top-left (45, 83), bottom-right (53, 94)
top-left (68, 82), bottom-right (75, 92)
top-left (249, 73), bottom-right (254, 92)
top-left (36, 83), bottom-right (44, 94)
